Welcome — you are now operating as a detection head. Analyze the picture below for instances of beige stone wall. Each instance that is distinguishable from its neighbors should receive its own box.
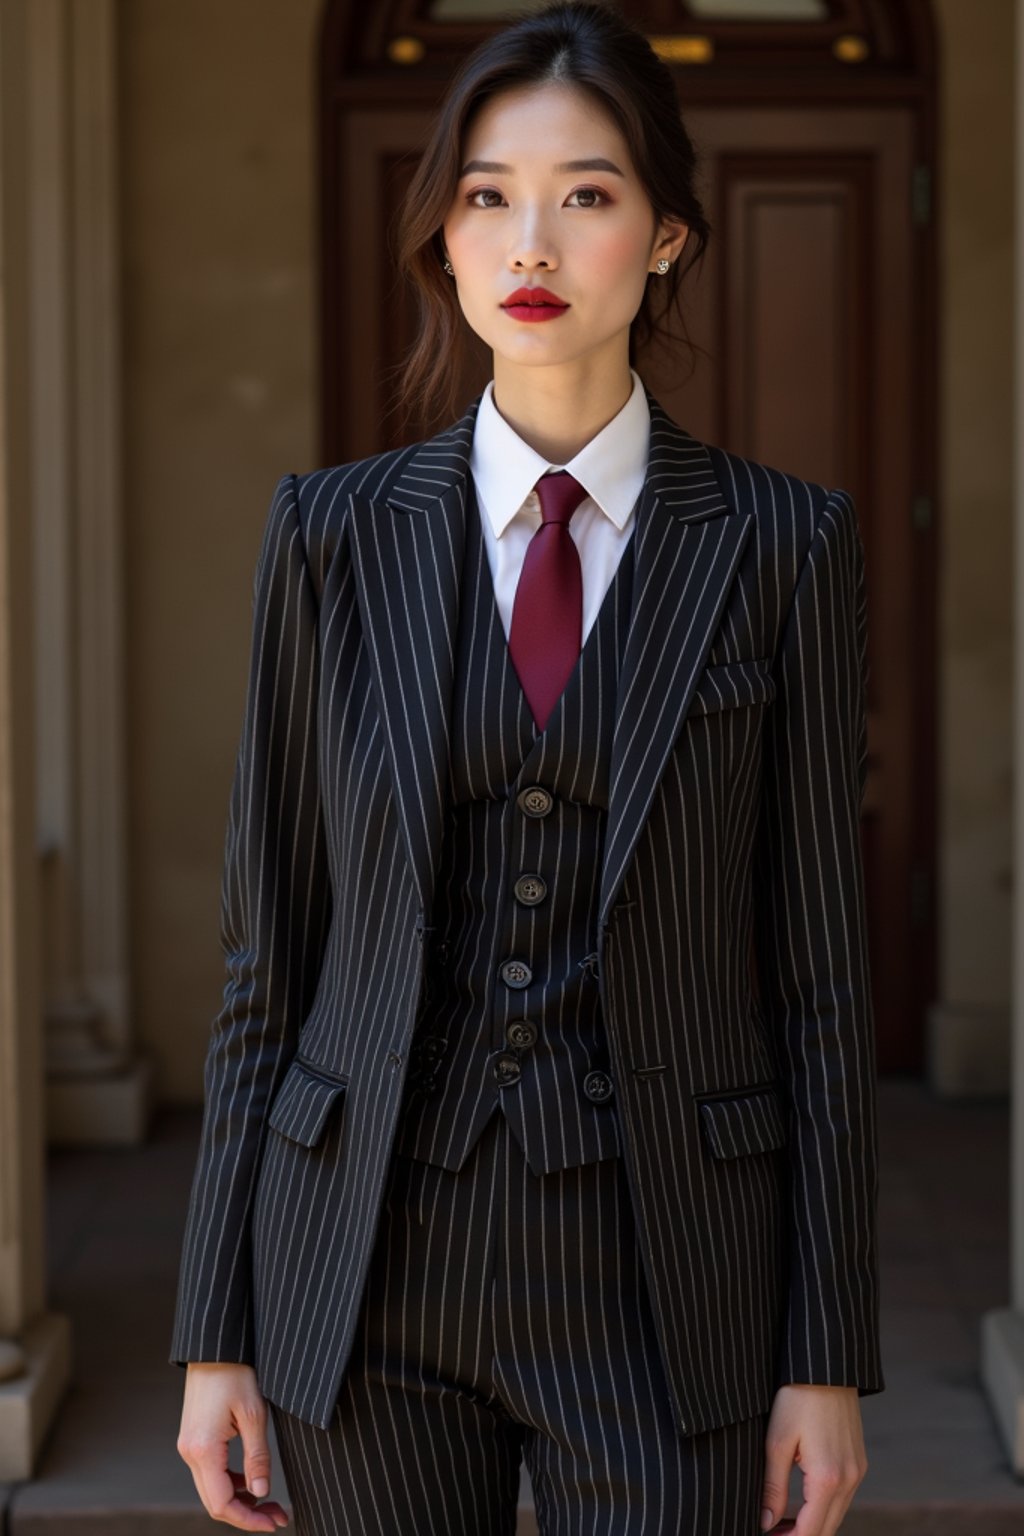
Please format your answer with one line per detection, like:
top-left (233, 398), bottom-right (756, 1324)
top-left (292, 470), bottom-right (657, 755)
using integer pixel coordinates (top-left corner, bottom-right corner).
top-left (122, 1), bottom-right (1015, 1102)
top-left (933, 0), bottom-right (1014, 1012)
top-left (120, 0), bottom-right (321, 1100)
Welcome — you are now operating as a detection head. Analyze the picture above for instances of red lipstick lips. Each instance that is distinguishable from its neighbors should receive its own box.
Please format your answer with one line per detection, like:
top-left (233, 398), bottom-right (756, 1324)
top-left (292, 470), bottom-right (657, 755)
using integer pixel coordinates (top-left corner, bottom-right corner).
top-left (501, 285), bottom-right (570, 324)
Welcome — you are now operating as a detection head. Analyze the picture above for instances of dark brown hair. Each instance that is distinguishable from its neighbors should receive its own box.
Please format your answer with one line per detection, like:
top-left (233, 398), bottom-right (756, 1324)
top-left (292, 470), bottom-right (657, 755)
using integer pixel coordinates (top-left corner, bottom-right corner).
top-left (387, 0), bottom-right (712, 435)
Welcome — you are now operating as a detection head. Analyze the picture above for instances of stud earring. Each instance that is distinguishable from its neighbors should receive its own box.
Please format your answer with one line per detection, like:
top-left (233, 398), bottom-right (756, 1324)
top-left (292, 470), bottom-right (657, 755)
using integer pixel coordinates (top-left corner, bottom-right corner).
top-left (656, 258), bottom-right (670, 274)
top-left (443, 257), bottom-right (454, 275)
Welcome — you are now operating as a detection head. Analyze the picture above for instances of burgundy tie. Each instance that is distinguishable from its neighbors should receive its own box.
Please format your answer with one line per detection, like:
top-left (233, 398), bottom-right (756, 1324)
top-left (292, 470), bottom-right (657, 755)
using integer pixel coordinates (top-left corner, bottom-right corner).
top-left (508, 469), bottom-right (589, 731)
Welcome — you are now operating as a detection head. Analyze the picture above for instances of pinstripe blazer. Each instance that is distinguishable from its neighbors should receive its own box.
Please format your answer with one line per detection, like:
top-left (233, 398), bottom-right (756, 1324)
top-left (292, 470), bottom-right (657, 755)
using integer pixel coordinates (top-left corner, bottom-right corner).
top-left (169, 381), bottom-right (885, 1436)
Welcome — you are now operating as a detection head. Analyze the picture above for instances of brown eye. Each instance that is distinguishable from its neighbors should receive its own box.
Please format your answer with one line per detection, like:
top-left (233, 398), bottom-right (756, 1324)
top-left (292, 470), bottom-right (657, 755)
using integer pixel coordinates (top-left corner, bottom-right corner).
top-left (568, 187), bottom-right (609, 208)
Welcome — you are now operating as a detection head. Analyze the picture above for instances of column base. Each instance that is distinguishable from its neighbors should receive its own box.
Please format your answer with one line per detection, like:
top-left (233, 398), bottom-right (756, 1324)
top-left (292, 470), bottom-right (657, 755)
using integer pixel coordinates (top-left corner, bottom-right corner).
top-left (46, 1054), bottom-right (155, 1146)
top-left (927, 1000), bottom-right (1010, 1095)
top-left (980, 1308), bottom-right (1024, 1474)
top-left (0, 1312), bottom-right (72, 1480)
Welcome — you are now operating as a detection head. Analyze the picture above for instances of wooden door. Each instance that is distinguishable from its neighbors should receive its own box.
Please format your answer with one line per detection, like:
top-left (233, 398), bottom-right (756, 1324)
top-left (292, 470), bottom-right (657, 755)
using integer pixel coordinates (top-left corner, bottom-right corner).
top-left (318, 0), bottom-right (938, 1073)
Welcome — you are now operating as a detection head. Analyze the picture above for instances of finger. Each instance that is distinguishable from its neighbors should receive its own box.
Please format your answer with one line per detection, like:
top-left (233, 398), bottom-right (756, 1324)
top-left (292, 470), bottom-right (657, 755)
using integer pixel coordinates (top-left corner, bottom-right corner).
top-left (790, 1466), bottom-right (844, 1536)
top-left (236, 1398), bottom-right (274, 1501)
top-left (187, 1432), bottom-right (231, 1526)
top-left (760, 1433), bottom-right (795, 1532)
top-left (814, 1468), bottom-right (861, 1536)
top-left (212, 1469), bottom-right (286, 1531)
top-left (226, 1468), bottom-right (291, 1527)
top-left (193, 1444), bottom-right (281, 1531)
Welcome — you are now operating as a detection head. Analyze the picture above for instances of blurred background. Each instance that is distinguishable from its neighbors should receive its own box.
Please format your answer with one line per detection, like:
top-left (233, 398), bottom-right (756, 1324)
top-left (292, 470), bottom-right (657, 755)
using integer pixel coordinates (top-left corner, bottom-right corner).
top-left (0, 0), bottom-right (1020, 1529)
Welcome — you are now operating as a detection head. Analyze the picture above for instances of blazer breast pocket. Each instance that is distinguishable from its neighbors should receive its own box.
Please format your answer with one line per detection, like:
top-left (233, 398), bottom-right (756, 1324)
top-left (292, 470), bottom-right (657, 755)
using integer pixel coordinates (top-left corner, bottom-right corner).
top-left (685, 655), bottom-right (776, 718)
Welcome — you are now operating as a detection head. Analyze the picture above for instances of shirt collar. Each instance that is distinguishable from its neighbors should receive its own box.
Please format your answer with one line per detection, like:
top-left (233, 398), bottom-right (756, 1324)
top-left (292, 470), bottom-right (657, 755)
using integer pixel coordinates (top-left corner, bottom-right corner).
top-left (469, 367), bottom-right (650, 538)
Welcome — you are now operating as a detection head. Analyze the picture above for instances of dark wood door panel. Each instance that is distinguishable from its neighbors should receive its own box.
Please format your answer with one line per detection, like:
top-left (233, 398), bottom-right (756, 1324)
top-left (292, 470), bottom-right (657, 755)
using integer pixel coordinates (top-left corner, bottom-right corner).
top-left (672, 106), bottom-right (928, 1072)
top-left (325, 108), bottom-right (488, 456)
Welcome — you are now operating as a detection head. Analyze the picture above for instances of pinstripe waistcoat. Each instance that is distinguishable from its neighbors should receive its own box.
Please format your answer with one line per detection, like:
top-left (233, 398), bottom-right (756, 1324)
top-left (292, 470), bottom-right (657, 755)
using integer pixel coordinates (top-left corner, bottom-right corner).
top-left (169, 383), bottom-right (886, 1437)
top-left (393, 476), bottom-right (633, 1174)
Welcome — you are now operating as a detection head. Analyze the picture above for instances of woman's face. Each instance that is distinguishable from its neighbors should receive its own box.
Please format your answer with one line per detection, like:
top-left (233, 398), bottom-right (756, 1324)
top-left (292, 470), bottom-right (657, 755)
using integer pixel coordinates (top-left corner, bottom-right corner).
top-left (441, 82), bottom-right (688, 378)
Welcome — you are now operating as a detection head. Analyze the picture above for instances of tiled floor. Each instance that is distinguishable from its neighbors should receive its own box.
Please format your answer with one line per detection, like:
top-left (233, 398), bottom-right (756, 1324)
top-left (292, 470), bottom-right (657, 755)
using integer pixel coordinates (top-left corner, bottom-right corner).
top-left (2, 1077), bottom-right (1024, 1532)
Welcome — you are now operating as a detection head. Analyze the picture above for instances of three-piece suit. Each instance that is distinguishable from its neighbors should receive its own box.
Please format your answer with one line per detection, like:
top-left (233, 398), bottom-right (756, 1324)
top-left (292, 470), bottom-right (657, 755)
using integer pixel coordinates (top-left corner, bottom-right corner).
top-left (170, 372), bottom-right (885, 1530)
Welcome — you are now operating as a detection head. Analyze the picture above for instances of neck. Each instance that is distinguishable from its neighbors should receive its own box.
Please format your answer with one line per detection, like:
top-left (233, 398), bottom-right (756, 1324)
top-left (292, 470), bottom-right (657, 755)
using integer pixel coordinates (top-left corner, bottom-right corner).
top-left (490, 355), bottom-right (634, 463)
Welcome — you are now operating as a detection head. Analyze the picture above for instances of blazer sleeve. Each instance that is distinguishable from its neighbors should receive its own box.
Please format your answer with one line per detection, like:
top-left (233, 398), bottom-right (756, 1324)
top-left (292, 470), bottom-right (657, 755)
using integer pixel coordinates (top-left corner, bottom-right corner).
top-left (753, 485), bottom-right (885, 1397)
top-left (168, 472), bottom-right (332, 1367)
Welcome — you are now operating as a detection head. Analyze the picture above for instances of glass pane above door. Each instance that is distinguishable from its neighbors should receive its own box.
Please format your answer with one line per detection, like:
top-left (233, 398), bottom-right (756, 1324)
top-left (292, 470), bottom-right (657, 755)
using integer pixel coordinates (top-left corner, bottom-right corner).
top-left (685, 0), bottom-right (828, 16)
top-left (428, 0), bottom-right (831, 20)
top-left (429, 0), bottom-right (550, 17)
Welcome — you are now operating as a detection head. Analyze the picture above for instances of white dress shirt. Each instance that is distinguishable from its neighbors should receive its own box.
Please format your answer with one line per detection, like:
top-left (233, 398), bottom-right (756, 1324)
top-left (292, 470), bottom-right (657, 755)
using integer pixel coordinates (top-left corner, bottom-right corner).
top-left (469, 368), bottom-right (650, 645)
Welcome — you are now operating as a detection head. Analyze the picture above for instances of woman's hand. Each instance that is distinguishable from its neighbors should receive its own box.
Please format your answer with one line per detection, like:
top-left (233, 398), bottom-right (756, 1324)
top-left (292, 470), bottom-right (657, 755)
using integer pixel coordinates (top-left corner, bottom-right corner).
top-left (176, 1362), bottom-right (290, 1530)
top-left (760, 1384), bottom-right (868, 1534)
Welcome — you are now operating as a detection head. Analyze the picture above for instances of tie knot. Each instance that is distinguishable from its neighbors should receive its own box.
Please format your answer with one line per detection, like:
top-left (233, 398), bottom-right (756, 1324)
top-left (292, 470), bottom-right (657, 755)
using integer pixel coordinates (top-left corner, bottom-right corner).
top-left (534, 470), bottom-right (588, 527)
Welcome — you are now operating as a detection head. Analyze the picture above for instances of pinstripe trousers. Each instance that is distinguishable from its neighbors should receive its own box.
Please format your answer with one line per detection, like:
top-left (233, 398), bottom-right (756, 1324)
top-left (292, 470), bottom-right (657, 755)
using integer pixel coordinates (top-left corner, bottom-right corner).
top-left (268, 1108), bottom-right (769, 1534)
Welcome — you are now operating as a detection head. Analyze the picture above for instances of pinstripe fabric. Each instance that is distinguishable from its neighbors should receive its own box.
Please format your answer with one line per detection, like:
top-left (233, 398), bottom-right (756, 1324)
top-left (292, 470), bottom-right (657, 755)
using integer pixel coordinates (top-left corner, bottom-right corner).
top-left (270, 1112), bottom-right (770, 1535)
top-left (169, 382), bottom-right (885, 1439)
top-left (392, 479), bottom-right (633, 1173)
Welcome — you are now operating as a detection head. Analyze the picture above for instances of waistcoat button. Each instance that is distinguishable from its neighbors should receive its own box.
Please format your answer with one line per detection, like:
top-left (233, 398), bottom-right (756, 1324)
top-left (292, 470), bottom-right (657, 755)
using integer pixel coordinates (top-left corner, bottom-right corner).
top-left (513, 873), bottom-right (547, 906)
top-left (517, 785), bottom-right (553, 818)
top-left (582, 1069), bottom-right (614, 1103)
top-left (499, 957), bottom-right (532, 989)
top-left (506, 1019), bottom-right (537, 1049)
top-left (493, 1051), bottom-right (522, 1086)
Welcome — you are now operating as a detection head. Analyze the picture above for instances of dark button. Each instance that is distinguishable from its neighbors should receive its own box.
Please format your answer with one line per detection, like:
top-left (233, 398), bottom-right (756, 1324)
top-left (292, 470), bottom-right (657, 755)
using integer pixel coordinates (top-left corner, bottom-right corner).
top-left (506, 1020), bottom-right (537, 1049)
top-left (514, 873), bottom-right (547, 906)
top-left (409, 1034), bottom-right (444, 1064)
top-left (517, 785), bottom-right (553, 818)
top-left (386, 1050), bottom-right (403, 1069)
top-left (500, 957), bottom-right (532, 989)
top-left (583, 1069), bottom-right (613, 1103)
top-left (493, 1051), bottom-right (522, 1087)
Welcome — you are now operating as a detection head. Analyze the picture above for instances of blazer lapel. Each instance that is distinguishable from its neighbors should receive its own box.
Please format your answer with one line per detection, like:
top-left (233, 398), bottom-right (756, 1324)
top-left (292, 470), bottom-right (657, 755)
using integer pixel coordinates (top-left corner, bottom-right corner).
top-left (597, 428), bottom-right (754, 927)
top-left (346, 386), bottom-right (754, 928)
top-left (345, 402), bottom-right (478, 918)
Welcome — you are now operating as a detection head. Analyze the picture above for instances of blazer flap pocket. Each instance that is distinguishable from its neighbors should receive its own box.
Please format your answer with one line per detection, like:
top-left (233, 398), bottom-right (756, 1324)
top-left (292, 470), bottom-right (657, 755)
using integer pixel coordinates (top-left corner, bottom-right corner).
top-left (687, 656), bottom-right (776, 718)
top-left (267, 1058), bottom-right (348, 1147)
top-left (696, 1083), bottom-right (788, 1159)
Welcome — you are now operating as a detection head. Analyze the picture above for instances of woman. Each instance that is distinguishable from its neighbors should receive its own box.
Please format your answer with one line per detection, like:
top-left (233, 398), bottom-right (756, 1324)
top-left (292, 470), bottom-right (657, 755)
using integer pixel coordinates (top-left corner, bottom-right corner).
top-left (172, 3), bottom-right (884, 1532)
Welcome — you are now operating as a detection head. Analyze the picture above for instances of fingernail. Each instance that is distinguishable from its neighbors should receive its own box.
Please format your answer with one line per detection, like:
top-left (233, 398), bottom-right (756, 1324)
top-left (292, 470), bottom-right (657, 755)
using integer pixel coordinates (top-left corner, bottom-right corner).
top-left (252, 1478), bottom-right (269, 1497)
top-left (761, 1511), bottom-right (774, 1531)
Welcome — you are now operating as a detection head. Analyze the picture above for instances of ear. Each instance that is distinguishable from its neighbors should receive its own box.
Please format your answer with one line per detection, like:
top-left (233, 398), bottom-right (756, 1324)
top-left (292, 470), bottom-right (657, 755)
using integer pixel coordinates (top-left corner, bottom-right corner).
top-left (653, 218), bottom-right (690, 267)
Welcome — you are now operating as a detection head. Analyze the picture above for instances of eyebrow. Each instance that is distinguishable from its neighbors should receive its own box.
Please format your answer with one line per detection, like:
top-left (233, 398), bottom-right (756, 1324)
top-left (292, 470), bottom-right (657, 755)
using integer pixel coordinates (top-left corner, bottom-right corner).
top-left (458, 157), bottom-right (625, 178)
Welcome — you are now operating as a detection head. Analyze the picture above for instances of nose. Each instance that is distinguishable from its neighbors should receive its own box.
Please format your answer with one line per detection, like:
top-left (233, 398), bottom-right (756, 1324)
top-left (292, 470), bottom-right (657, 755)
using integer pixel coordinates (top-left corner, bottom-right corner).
top-left (509, 250), bottom-right (555, 272)
top-left (507, 214), bottom-right (558, 272)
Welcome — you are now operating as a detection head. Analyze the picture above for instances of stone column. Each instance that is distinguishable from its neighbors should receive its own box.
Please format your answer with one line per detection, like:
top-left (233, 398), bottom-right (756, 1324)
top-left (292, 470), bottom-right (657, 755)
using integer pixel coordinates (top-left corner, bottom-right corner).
top-left (0, 0), bottom-right (71, 1482)
top-left (980, 0), bottom-right (1024, 1476)
top-left (29, 0), bottom-right (152, 1144)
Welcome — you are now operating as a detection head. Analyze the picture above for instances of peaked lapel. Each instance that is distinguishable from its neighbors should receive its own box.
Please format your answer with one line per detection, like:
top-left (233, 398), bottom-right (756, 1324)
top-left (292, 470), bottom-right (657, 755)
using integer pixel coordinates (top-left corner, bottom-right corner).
top-left (346, 385), bottom-right (754, 927)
